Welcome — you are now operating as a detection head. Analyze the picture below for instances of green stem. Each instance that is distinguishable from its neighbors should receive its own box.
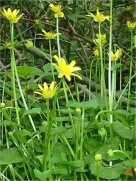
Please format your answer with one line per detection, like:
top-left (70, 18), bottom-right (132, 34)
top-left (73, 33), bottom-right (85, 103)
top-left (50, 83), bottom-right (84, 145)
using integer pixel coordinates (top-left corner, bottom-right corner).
top-left (42, 100), bottom-right (51, 171)
top-left (49, 39), bottom-right (55, 80)
top-left (127, 30), bottom-right (133, 110)
top-left (108, 0), bottom-right (113, 125)
top-left (98, 23), bottom-right (108, 109)
top-left (114, 73), bottom-right (136, 110)
top-left (80, 108), bottom-right (85, 159)
top-left (96, 163), bottom-right (100, 181)
top-left (14, 65), bottom-right (37, 132)
top-left (10, 23), bottom-right (20, 125)
top-left (56, 17), bottom-right (61, 57)
top-left (98, 23), bottom-right (104, 97)
top-left (62, 79), bottom-right (69, 104)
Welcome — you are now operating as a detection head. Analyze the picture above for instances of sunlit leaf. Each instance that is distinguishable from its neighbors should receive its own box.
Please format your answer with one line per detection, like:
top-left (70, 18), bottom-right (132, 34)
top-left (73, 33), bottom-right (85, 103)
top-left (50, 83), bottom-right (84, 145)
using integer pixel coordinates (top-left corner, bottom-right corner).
top-left (34, 169), bottom-right (51, 180)
top-left (0, 148), bottom-right (23, 165)
top-left (112, 121), bottom-right (134, 140)
top-left (17, 66), bottom-right (44, 79)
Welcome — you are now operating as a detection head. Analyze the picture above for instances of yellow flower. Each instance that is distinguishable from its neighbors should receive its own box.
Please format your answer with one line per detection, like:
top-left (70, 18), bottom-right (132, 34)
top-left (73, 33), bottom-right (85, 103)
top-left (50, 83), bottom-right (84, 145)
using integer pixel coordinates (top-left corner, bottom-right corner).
top-left (42, 29), bottom-right (57, 39)
top-left (110, 48), bottom-right (123, 61)
top-left (1, 8), bottom-right (23, 23)
top-left (93, 49), bottom-right (99, 57)
top-left (52, 55), bottom-right (82, 81)
top-left (93, 33), bottom-right (107, 47)
top-left (126, 21), bottom-right (136, 30)
top-left (49, 4), bottom-right (64, 18)
top-left (35, 81), bottom-right (57, 99)
top-left (86, 8), bottom-right (109, 23)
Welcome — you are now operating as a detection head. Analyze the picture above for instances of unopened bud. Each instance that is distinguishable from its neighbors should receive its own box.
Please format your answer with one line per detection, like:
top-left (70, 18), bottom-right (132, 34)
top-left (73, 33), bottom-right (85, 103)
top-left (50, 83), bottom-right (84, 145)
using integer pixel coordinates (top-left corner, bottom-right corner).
top-left (95, 153), bottom-right (102, 162)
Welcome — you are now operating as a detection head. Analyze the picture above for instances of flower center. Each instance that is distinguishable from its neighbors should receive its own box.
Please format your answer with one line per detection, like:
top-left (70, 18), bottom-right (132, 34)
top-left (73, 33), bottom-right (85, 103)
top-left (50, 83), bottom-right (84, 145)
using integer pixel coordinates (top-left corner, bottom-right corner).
top-left (60, 65), bottom-right (71, 75)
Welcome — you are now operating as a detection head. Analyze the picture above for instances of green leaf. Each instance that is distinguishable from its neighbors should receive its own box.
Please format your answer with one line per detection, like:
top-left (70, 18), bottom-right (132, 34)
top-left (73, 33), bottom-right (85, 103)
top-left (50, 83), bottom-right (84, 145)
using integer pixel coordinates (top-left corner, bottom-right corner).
top-left (52, 150), bottom-right (67, 164)
top-left (84, 138), bottom-right (102, 153)
top-left (52, 166), bottom-right (69, 175)
top-left (68, 160), bottom-right (85, 168)
top-left (90, 162), bottom-right (123, 179)
top-left (67, 13), bottom-right (80, 22)
top-left (0, 147), bottom-right (23, 165)
top-left (51, 126), bottom-right (66, 135)
top-left (34, 169), bottom-right (51, 180)
top-left (17, 66), bottom-right (44, 79)
top-left (67, 99), bottom-right (99, 109)
top-left (97, 137), bottom-right (120, 161)
top-left (22, 108), bottom-right (41, 117)
top-left (112, 121), bottom-right (133, 140)
top-left (111, 63), bottom-right (122, 71)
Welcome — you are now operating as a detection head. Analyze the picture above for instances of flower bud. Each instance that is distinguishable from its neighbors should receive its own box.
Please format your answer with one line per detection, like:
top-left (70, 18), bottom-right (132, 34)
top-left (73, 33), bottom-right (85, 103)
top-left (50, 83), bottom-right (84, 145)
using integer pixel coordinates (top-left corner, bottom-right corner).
top-left (95, 153), bottom-right (102, 162)
top-left (108, 149), bottom-right (114, 157)
top-left (0, 102), bottom-right (5, 108)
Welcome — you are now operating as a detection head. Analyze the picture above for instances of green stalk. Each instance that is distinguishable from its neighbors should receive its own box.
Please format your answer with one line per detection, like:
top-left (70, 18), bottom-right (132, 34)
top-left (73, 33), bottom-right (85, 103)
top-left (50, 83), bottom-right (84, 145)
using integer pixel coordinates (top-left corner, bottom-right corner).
top-left (61, 135), bottom-right (75, 158)
top-left (98, 23), bottom-right (108, 108)
top-left (42, 100), bottom-right (51, 171)
top-left (10, 23), bottom-right (20, 125)
top-left (98, 22), bottom-right (104, 97)
top-left (80, 108), bottom-right (85, 159)
top-left (14, 65), bottom-right (37, 132)
top-left (127, 30), bottom-right (133, 110)
top-left (62, 79), bottom-right (69, 104)
top-left (108, 0), bottom-right (113, 125)
top-left (56, 17), bottom-right (61, 57)
top-left (89, 60), bottom-right (95, 100)
top-left (0, 173), bottom-right (10, 181)
top-left (49, 39), bottom-right (55, 80)
top-left (111, 62), bottom-right (116, 101)
top-left (96, 163), bottom-right (100, 181)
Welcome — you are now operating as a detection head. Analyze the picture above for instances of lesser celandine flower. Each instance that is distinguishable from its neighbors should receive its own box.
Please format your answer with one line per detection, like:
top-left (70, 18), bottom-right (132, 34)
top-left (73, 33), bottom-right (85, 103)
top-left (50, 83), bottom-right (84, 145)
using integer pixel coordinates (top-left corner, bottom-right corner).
top-left (49, 4), bottom-right (64, 18)
top-left (110, 48), bottom-right (123, 61)
top-left (53, 55), bottom-right (82, 81)
top-left (35, 81), bottom-right (57, 100)
top-left (93, 33), bottom-right (107, 47)
top-left (86, 8), bottom-right (109, 23)
top-left (126, 21), bottom-right (136, 30)
top-left (42, 29), bottom-right (57, 39)
top-left (1, 8), bottom-right (23, 23)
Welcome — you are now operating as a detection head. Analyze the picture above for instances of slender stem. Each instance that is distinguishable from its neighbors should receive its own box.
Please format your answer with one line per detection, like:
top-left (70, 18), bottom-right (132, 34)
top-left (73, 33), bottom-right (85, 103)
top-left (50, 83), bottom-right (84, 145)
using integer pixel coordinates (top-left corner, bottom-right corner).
top-left (49, 39), bottom-right (55, 80)
top-left (14, 65), bottom-right (37, 132)
top-left (56, 17), bottom-right (61, 57)
top-left (10, 23), bottom-right (20, 125)
top-left (80, 108), bottom-right (84, 159)
top-left (108, 0), bottom-right (113, 124)
top-left (62, 79), bottom-right (69, 104)
top-left (43, 100), bottom-right (51, 171)
top-left (114, 73), bottom-right (136, 110)
top-left (98, 23), bottom-right (103, 97)
top-left (127, 30), bottom-right (133, 110)
top-left (96, 163), bottom-right (100, 181)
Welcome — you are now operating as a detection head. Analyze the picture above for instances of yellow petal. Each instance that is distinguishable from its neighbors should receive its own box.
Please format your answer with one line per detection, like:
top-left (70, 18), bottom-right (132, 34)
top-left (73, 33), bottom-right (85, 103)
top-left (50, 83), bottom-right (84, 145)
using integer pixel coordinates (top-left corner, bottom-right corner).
top-left (38, 84), bottom-right (44, 91)
top-left (44, 82), bottom-right (48, 90)
top-left (66, 75), bottom-right (71, 81)
top-left (50, 81), bottom-right (55, 90)
top-left (69, 60), bottom-right (76, 68)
